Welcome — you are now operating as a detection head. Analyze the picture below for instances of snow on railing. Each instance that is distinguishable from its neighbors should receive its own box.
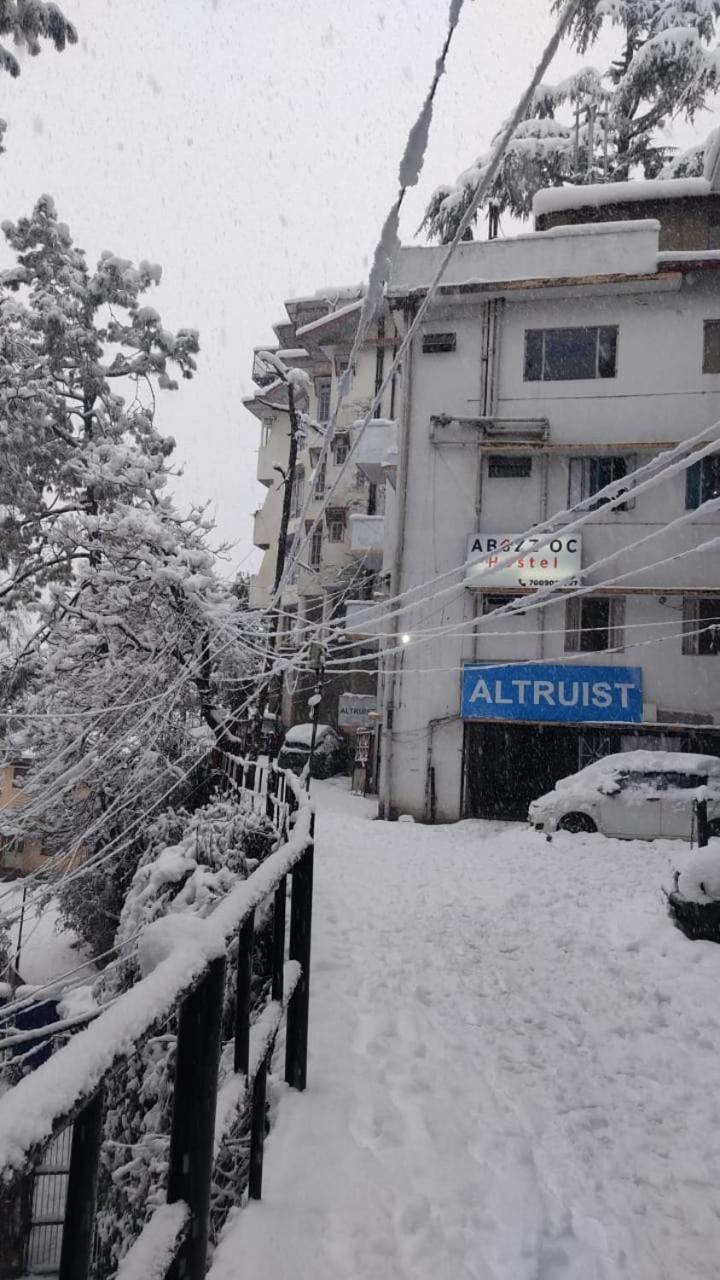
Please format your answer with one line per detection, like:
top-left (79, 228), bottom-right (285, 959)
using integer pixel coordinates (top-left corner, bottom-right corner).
top-left (0, 760), bottom-right (315, 1280)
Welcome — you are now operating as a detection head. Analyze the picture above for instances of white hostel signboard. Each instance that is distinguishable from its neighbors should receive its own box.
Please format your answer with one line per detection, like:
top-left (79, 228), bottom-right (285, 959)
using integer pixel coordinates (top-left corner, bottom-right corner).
top-left (466, 533), bottom-right (581, 590)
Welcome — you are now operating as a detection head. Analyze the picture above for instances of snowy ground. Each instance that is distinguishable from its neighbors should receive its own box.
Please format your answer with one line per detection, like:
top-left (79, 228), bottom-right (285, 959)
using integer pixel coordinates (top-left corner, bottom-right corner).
top-left (1, 881), bottom-right (95, 989)
top-left (209, 778), bottom-right (720, 1280)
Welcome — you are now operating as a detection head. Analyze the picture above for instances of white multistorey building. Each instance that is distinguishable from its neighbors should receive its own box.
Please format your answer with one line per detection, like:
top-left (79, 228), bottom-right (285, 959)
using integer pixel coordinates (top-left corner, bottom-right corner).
top-left (244, 290), bottom-right (400, 738)
top-left (378, 177), bottom-right (720, 822)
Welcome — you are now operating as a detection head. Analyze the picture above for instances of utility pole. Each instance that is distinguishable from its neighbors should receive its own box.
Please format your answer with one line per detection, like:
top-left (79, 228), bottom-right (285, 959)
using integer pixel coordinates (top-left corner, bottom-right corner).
top-left (249, 372), bottom-right (306, 760)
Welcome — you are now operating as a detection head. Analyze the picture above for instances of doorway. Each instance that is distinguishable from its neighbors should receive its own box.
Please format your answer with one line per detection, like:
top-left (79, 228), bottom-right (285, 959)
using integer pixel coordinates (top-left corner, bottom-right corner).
top-left (464, 722), bottom-right (580, 821)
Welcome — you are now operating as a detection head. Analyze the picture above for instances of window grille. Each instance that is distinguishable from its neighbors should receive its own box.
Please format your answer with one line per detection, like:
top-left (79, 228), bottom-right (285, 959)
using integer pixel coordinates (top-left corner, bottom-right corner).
top-left (487, 454), bottom-right (532, 479)
top-left (422, 332), bottom-right (457, 354)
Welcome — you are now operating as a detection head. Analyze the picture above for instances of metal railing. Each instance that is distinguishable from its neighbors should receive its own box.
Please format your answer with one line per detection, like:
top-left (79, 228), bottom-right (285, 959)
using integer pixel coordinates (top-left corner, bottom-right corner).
top-left (0, 759), bottom-right (315, 1280)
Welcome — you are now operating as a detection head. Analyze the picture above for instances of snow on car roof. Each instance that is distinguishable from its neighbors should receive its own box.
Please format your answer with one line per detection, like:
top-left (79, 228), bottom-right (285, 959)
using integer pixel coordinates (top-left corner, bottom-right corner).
top-left (555, 750), bottom-right (720, 792)
top-left (283, 723), bottom-right (335, 746)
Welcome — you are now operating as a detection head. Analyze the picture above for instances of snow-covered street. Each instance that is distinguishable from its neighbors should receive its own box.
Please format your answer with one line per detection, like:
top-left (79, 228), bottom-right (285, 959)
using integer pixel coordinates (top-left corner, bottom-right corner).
top-left (210, 779), bottom-right (720, 1280)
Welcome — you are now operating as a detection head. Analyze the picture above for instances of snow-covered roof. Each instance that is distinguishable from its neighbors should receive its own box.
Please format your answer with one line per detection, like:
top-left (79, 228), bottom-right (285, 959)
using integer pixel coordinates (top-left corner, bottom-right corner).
top-left (555, 750), bottom-right (720, 793)
top-left (296, 299), bottom-right (363, 338)
top-left (389, 221), bottom-right (662, 297)
top-left (533, 177), bottom-right (712, 220)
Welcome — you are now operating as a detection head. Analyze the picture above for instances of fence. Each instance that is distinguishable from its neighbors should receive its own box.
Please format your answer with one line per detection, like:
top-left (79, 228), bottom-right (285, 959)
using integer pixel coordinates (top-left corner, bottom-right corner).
top-left (0, 759), bottom-right (315, 1280)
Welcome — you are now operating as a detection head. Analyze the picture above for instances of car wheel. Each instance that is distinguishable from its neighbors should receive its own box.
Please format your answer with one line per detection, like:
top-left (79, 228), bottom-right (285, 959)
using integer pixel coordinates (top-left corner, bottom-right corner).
top-left (707, 819), bottom-right (720, 839)
top-left (557, 812), bottom-right (597, 834)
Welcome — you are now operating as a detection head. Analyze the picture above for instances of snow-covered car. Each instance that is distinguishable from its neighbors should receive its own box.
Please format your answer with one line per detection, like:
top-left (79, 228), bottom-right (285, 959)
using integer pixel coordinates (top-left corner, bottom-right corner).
top-left (277, 723), bottom-right (345, 779)
top-left (528, 750), bottom-right (720, 840)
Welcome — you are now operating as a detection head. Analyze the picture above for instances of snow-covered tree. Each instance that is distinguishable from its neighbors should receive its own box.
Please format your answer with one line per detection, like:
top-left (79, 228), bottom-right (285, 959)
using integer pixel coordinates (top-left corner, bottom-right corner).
top-left (1, 2), bottom-right (77, 152)
top-left (423, 0), bottom-right (720, 239)
top-left (0, 195), bottom-right (198, 605)
top-left (0, 198), bottom-right (260, 952)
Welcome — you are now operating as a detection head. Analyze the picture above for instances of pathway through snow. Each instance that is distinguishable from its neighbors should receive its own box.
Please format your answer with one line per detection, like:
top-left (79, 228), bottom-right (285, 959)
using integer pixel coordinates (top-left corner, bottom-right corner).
top-left (209, 780), bottom-right (720, 1280)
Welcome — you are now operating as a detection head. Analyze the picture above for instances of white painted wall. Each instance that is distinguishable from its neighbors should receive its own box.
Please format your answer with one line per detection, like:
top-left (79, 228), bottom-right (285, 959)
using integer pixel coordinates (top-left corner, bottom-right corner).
top-left (382, 222), bottom-right (720, 822)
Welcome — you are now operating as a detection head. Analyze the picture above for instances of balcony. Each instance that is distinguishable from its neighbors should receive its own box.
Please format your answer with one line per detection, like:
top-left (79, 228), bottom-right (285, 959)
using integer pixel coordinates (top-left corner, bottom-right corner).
top-left (350, 514), bottom-right (384, 562)
top-left (253, 506), bottom-right (272, 551)
top-left (344, 598), bottom-right (382, 642)
top-left (354, 419), bottom-right (397, 486)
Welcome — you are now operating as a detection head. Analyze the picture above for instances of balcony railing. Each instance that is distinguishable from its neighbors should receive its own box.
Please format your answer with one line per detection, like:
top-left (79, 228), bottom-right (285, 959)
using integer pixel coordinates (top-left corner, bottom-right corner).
top-left (349, 514), bottom-right (384, 560)
top-left (253, 507), bottom-right (272, 550)
top-left (353, 419), bottom-right (397, 486)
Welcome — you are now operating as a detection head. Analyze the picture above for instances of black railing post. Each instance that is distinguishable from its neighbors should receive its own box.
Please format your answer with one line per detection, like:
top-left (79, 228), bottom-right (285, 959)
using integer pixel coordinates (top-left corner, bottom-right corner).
top-left (166, 956), bottom-right (226, 1280)
top-left (0, 1171), bottom-right (34, 1279)
top-left (234, 916), bottom-right (253, 1076)
top-left (284, 836), bottom-right (314, 1092)
top-left (248, 1057), bottom-right (268, 1201)
top-left (58, 1089), bottom-right (104, 1280)
top-left (697, 796), bottom-right (709, 847)
top-left (272, 878), bottom-right (286, 1003)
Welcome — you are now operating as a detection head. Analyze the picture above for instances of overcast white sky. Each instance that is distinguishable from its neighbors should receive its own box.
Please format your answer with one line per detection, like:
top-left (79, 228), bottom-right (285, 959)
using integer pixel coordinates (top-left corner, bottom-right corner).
top-left (1, 0), bottom-right (714, 574)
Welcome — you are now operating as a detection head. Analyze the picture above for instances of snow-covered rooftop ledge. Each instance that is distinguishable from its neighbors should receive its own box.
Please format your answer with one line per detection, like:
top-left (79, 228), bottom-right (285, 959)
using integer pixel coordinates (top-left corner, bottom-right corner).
top-left (533, 176), bottom-right (713, 218)
top-left (296, 297), bottom-right (363, 338)
top-left (388, 222), bottom-right (662, 296)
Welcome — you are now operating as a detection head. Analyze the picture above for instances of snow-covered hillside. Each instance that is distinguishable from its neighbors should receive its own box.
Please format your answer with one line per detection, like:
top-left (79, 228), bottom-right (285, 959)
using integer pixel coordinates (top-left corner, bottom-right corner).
top-left (210, 779), bottom-right (720, 1280)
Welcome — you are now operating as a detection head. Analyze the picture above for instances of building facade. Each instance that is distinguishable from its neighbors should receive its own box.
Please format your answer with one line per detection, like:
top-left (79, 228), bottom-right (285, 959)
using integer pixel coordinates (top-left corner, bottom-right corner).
top-left (244, 290), bottom-right (400, 740)
top-left (378, 179), bottom-right (720, 821)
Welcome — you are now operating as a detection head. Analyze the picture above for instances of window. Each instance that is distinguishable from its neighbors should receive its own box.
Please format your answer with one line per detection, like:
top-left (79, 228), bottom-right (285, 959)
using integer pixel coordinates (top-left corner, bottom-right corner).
top-left (316, 377), bottom-right (332, 423)
top-left (313, 457), bottom-right (327, 498)
top-left (289, 467), bottom-right (305, 518)
top-left (307, 521), bottom-right (323, 569)
top-left (280, 605), bottom-right (298, 647)
top-left (709, 223), bottom-right (720, 251)
top-left (11, 761), bottom-right (31, 789)
top-left (702, 320), bottom-right (720, 373)
top-left (565, 596), bottom-right (625, 652)
top-left (481, 594), bottom-right (525, 615)
top-left (422, 332), bottom-right (457, 354)
top-left (487, 454), bottom-right (532, 479)
top-left (333, 434), bottom-right (350, 465)
top-left (686, 454), bottom-right (720, 509)
top-left (682, 597), bottom-right (720, 654)
top-left (326, 511), bottom-right (346, 543)
top-left (585, 455), bottom-right (632, 510)
top-left (260, 417), bottom-right (276, 449)
top-left (524, 325), bottom-right (618, 381)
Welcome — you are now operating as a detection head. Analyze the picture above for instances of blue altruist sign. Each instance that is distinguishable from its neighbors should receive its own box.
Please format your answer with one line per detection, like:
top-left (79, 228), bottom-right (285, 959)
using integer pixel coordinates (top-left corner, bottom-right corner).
top-left (462, 663), bottom-right (643, 724)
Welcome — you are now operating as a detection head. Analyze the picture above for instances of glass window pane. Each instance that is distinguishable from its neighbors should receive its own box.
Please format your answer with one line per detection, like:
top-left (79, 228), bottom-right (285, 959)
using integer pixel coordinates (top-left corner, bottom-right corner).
top-left (698, 597), bottom-right (720, 654)
top-left (598, 326), bottom-right (618, 378)
top-left (543, 328), bottom-right (597, 380)
top-left (700, 455), bottom-right (720, 503)
top-left (686, 461), bottom-right (702, 510)
top-left (523, 330), bottom-right (543, 381)
top-left (703, 320), bottom-right (720, 374)
top-left (579, 597), bottom-right (611, 651)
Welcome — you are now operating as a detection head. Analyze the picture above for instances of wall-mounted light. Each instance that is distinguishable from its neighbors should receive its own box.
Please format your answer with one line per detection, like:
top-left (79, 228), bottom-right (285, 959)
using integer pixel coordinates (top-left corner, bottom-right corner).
top-left (401, 633), bottom-right (411, 645)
